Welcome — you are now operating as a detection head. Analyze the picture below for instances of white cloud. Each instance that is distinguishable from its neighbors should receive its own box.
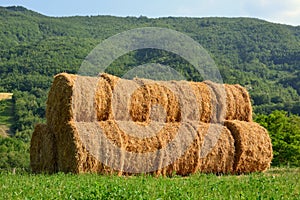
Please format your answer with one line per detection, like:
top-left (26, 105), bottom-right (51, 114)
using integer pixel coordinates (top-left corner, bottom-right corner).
top-left (174, 0), bottom-right (243, 17)
top-left (241, 0), bottom-right (300, 25)
top-left (172, 0), bottom-right (300, 25)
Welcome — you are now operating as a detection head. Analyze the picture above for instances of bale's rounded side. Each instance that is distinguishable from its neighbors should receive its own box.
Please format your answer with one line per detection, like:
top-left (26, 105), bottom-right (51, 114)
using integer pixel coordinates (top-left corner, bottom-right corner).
top-left (189, 81), bottom-right (253, 123)
top-left (100, 73), bottom-right (120, 90)
top-left (98, 120), bottom-right (180, 153)
top-left (189, 82), bottom-right (212, 123)
top-left (224, 84), bottom-right (253, 122)
top-left (198, 123), bottom-right (235, 174)
top-left (163, 123), bottom-right (235, 176)
top-left (99, 73), bottom-right (253, 123)
top-left (95, 78), bottom-right (113, 121)
top-left (224, 84), bottom-right (236, 120)
top-left (203, 81), bottom-right (227, 123)
top-left (224, 120), bottom-right (273, 173)
top-left (234, 84), bottom-right (253, 121)
top-left (130, 83), bottom-right (181, 123)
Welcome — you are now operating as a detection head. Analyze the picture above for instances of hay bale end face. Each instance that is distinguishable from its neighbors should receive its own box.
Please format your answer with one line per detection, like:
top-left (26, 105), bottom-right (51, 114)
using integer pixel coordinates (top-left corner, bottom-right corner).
top-left (224, 120), bottom-right (273, 173)
top-left (30, 124), bottom-right (57, 173)
top-left (31, 73), bottom-right (272, 175)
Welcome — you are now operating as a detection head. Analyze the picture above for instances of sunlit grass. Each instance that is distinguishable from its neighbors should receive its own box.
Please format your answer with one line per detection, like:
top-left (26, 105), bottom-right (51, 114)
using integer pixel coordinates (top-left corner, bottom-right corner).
top-left (0, 167), bottom-right (299, 199)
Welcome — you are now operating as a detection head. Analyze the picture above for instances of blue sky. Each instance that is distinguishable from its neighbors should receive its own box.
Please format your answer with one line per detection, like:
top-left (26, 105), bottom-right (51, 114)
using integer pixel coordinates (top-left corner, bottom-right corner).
top-left (1, 0), bottom-right (300, 26)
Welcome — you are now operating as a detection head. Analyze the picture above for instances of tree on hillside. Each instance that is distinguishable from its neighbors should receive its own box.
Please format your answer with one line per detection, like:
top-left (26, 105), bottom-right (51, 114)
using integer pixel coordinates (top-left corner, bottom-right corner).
top-left (255, 110), bottom-right (300, 167)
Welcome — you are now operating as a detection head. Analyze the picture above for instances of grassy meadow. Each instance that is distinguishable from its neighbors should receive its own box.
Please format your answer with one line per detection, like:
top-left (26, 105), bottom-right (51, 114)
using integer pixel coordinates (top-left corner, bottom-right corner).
top-left (0, 167), bottom-right (299, 199)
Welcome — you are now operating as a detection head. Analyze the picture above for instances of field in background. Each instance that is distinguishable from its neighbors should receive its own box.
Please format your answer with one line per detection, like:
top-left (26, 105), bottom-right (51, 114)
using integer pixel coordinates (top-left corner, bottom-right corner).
top-left (0, 167), bottom-right (299, 199)
top-left (0, 93), bottom-right (14, 137)
top-left (0, 93), bottom-right (13, 101)
top-left (0, 125), bottom-right (10, 137)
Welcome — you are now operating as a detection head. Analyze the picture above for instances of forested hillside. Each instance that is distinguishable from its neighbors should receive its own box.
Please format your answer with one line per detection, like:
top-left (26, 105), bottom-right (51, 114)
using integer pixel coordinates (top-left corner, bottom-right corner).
top-left (0, 6), bottom-right (299, 168)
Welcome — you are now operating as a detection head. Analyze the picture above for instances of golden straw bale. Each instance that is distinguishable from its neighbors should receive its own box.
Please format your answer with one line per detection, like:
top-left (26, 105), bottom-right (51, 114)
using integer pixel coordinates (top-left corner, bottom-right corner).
top-left (46, 73), bottom-right (76, 130)
top-left (189, 82), bottom-right (212, 123)
top-left (162, 123), bottom-right (234, 176)
top-left (189, 81), bottom-right (252, 123)
top-left (198, 123), bottom-right (235, 174)
top-left (129, 83), bottom-right (181, 123)
top-left (100, 73), bottom-right (120, 90)
top-left (30, 124), bottom-right (57, 173)
top-left (234, 84), bottom-right (253, 121)
top-left (224, 120), bottom-right (273, 173)
top-left (203, 81), bottom-right (227, 123)
top-left (95, 78), bottom-right (113, 121)
top-left (223, 84), bottom-right (253, 122)
top-left (33, 72), bottom-right (260, 175)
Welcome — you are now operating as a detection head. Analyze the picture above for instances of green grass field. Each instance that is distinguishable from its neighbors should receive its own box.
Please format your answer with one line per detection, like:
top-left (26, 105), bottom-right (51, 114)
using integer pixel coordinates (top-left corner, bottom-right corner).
top-left (0, 168), bottom-right (299, 199)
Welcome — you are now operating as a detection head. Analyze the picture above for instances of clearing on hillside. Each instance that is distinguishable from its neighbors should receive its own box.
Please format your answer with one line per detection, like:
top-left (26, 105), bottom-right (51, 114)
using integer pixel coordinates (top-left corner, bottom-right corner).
top-left (0, 93), bottom-right (14, 137)
top-left (0, 125), bottom-right (10, 137)
top-left (0, 93), bottom-right (13, 101)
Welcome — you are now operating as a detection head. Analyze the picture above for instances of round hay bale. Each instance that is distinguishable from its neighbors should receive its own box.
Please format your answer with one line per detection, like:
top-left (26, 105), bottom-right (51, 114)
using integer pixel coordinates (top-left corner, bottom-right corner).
top-left (129, 83), bottom-right (181, 123)
top-left (189, 81), bottom-right (253, 123)
top-left (95, 78), bottom-right (113, 121)
top-left (100, 73), bottom-right (120, 90)
top-left (41, 72), bottom-right (256, 175)
top-left (189, 82), bottom-right (212, 123)
top-left (224, 84), bottom-right (236, 120)
top-left (234, 84), bottom-right (253, 121)
top-left (30, 124), bottom-right (57, 173)
top-left (46, 73), bottom-right (76, 130)
top-left (224, 84), bottom-right (253, 122)
top-left (203, 80), bottom-right (227, 123)
top-left (54, 121), bottom-right (115, 174)
top-left (198, 123), bottom-right (235, 174)
top-left (162, 123), bottom-right (235, 176)
top-left (47, 73), bottom-right (112, 123)
top-left (224, 120), bottom-right (273, 173)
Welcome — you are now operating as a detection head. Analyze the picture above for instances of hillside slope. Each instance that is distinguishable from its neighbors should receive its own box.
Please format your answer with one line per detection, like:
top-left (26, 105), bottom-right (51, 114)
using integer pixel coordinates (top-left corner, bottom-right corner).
top-left (0, 6), bottom-right (299, 139)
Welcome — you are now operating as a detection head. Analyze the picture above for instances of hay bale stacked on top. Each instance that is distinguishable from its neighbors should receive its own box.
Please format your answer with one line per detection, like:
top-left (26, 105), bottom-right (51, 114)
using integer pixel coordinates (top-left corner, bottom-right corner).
top-left (30, 73), bottom-right (272, 175)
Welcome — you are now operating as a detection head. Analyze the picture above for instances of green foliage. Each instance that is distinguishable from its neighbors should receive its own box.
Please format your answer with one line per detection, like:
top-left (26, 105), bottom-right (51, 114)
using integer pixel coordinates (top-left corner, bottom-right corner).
top-left (0, 99), bottom-right (13, 126)
top-left (255, 111), bottom-right (300, 167)
top-left (0, 168), bottom-right (299, 199)
top-left (11, 90), bottom-right (46, 142)
top-left (0, 137), bottom-right (29, 169)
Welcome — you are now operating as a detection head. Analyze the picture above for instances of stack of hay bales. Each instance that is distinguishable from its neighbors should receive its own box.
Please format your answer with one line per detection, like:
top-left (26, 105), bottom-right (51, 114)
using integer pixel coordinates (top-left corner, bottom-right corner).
top-left (30, 73), bottom-right (272, 175)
